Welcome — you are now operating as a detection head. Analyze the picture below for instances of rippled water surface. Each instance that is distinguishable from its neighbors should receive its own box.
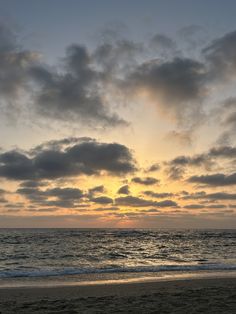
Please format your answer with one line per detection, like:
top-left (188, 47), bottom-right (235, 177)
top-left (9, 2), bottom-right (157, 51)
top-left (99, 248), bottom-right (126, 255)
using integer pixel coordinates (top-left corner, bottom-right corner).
top-left (0, 229), bottom-right (235, 278)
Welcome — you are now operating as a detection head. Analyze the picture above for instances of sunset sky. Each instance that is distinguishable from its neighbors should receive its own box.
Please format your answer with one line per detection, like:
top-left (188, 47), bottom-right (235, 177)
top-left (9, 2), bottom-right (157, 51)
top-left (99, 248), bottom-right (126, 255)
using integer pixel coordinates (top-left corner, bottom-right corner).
top-left (0, 0), bottom-right (236, 228)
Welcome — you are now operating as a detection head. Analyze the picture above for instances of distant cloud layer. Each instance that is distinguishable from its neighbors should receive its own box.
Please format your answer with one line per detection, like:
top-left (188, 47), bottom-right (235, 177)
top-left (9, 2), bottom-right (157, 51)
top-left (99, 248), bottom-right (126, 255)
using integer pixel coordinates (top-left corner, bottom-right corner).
top-left (1, 20), bottom-right (236, 138)
top-left (0, 18), bottom-right (236, 227)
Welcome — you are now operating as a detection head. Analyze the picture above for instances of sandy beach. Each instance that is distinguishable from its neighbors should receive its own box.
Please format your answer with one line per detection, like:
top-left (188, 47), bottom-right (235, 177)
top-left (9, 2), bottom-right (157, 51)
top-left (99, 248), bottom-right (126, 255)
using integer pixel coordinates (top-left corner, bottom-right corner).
top-left (0, 277), bottom-right (235, 313)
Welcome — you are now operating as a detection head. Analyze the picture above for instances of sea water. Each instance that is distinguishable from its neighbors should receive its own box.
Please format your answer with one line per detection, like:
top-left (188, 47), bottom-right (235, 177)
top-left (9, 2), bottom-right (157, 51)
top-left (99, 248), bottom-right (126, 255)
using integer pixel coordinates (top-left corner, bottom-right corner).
top-left (0, 228), bottom-right (235, 286)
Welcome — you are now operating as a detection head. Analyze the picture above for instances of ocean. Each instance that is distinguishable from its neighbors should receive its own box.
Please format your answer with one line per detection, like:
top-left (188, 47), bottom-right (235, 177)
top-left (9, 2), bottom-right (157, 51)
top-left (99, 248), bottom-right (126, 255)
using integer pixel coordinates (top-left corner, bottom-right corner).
top-left (0, 229), bottom-right (235, 285)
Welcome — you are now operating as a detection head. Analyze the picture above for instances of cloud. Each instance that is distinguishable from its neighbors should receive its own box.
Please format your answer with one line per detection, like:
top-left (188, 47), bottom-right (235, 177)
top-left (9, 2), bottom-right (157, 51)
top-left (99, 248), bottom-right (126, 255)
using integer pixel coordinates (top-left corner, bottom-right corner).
top-left (126, 57), bottom-right (207, 125)
top-left (0, 151), bottom-right (34, 180)
top-left (143, 191), bottom-right (175, 198)
top-left (188, 172), bottom-right (236, 186)
top-left (145, 163), bottom-right (160, 173)
top-left (90, 196), bottom-right (113, 204)
top-left (2, 24), bottom-right (236, 133)
top-left (17, 186), bottom-right (84, 208)
top-left (182, 191), bottom-right (236, 201)
top-left (209, 145), bottom-right (236, 158)
top-left (166, 145), bottom-right (236, 180)
top-left (183, 203), bottom-right (227, 210)
top-left (168, 154), bottom-right (208, 167)
top-left (0, 22), bottom-right (127, 128)
top-left (30, 44), bottom-right (127, 127)
top-left (205, 193), bottom-right (236, 200)
top-left (205, 204), bottom-right (227, 209)
top-left (19, 180), bottom-right (46, 188)
top-left (0, 22), bottom-right (38, 108)
top-left (0, 138), bottom-right (137, 180)
top-left (115, 195), bottom-right (177, 207)
top-left (117, 184), bottom-right (130, 195)
top-left (166, 165), bottom-right (186, 180)
top-left (88, 185), bottom-right (105, 197)
top-left (131, 176), bottom-right (159, 185)
top-left (215, 98), bottom-right (236, 145)
top-left (203, 30), bottom-right (236, 80)
top-left (94, 206), bottom-right (119, 211)
top-left (93, 39), bottom-right (143, 74)
top-left (184, 204), bottom-right (205, 209)
top-left (30, 137), bottom-right (95, 154)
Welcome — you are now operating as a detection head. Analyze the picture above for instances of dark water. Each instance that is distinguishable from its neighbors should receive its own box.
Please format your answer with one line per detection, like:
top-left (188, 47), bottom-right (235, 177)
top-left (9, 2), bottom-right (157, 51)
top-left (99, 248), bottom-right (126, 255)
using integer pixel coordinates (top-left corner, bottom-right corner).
top-left (0, 229), bottom-right (235, 278)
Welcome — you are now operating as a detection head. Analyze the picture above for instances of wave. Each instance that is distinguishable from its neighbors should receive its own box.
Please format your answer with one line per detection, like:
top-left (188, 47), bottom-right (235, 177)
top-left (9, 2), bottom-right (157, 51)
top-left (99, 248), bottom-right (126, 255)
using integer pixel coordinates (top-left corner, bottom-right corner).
top-left (1, 264), bottom-right (236, 279)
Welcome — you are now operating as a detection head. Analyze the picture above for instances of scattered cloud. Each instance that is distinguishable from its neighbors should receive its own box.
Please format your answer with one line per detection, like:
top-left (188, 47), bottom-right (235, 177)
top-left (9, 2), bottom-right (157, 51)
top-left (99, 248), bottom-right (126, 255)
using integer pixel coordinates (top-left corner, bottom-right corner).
top-left (145, 163), bottom-right (160, 173)
top-left (117, 184), bottom-right (130, 195)
top-left (143, 191), bottom-right (175, 198)
top-left (188, 172), bottom-right (236, 186)
top-left (90, 196), bottom-right (113, 204)
top-left (131, 176), bottom-right (159, 185)
top-left (115, 195), bottom-right (177, 207)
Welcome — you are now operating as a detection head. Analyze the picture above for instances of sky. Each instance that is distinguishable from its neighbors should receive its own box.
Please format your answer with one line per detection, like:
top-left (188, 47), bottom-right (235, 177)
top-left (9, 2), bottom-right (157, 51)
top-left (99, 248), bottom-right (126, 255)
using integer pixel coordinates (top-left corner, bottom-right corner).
top-left (0, 0), bottom-right (236, 228)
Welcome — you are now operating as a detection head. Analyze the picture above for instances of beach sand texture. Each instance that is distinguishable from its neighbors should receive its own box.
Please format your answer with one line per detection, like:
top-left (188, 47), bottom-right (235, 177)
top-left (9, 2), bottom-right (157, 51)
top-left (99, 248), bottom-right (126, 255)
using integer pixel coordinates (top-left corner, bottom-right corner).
top-left (0, 277), bottom-right (235, 313)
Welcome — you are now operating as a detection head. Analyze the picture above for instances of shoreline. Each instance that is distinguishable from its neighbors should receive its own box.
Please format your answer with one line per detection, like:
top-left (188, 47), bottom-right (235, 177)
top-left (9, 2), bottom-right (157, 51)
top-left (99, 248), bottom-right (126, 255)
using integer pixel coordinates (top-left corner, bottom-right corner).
top-left (0, 269), bottom-right (236, 289)
top-left (0, 277), bottom-right (235, 313)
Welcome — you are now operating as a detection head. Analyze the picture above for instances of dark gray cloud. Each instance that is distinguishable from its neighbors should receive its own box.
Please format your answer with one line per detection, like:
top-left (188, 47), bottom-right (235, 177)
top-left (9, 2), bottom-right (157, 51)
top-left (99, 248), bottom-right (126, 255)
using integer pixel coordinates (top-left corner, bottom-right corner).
top-left (30, 44), bottom-right (126, 126)
top-left (88, 185), bottom-right (105, 197)
top-left (117, 184), bottom-right (130, 195)
top-left (2, 23), bottom-right (236, 134)
top-left (126, 57), bottom-right (207, 125)
top-left (17, 186), bottom-right (84, 208)
top-left (93, 39), bottom-right (143, 74)
top-left (44, 187), bottom-right (84, 200)
top-left (166, 145), bottom-right (236, 180)
top-left (203, 30), bottom-right (236, 80)
top-left (0, 21), bottom-right (127, 127)
top-left (90, 196), bottom-right (113, 204)
top-left (19, 180), bottom-right (46, 188)
top-left (0, 138), bottom-right (136, 180)
top-left (209, 145), bottom-right (236, 158)
top-left (0, 22), bottom-right (38, 112)
top-left (144, 191), bottom-right (175, 198)
top-left (183, 203), bottom-right (227, 210)
top-left (181, 191), bottom-right (236, 200)
top-left (188, 172), bottom-right (236, 186)
top-left (165, 154), bottom-right (209, 180)
top-left (184, 204), bottom-right (205, 209)
top-left (131, 176), bottom-right (159, 185)
top-left (94, 206), bottom-right (119, 211)
top-left (205, 192), bottom-right (236, 200)
top-left (145, 163), bottom-right (160, 173)
top-left (115, 195), bottom-right (177, 207)
top-left (0, 151), bottom-right (34, 180)
top-left (168, 154), bottom-right (210, 168)
top-left (30, 137), bottom-right (95, 155)
top-left (206, 204), bottom-right (227, 209)
top-left (166, 165), bottom-right (186, 180)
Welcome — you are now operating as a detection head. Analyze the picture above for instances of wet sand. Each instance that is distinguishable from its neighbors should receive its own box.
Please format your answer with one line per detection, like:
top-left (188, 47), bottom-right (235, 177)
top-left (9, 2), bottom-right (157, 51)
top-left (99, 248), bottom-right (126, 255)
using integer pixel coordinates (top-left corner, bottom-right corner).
top-left (0, 277), bottom-right (235, 313)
